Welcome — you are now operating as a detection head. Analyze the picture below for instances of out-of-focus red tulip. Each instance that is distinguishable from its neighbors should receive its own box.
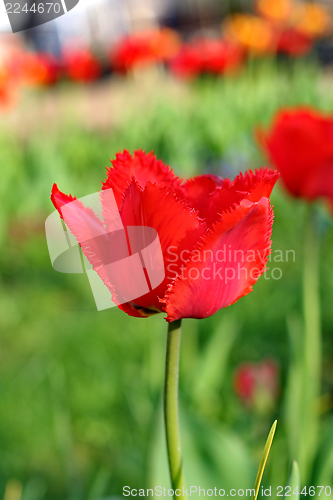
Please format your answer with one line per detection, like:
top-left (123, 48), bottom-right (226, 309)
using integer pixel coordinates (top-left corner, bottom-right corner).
top-left (200, 38), bottom-right (244, 74)
top-left (170, 38), bottom-right (244, 79)
top-left (0, 82), bottom-right (12, 109)
top-left (257, 108), bottom-right (333, 205)
top-left (169, 44), bottom-right (202, 79)
top-left (0, 62), bottom-right (19, 109)
top-left (51, 150), bottom-right (279, 321)
top-left (234, 360), bottom-right (279, 411)
top-left (111, 36), bottom-right (156, 72)
top-left (0, 76), bottom-right (17, 109)
top-left (148, 28), bottom-right (181, 61)
top-left (19, 52), bottom-right (60, 86)
top-left (111, 29), bottom-right (181, 73)
top-left (234, 364), bottom-right (254, 402)
top-left (63, 49), bottom-right (101, 82)
top-left (0, 38), bottom-right (23, 108)
top-left (224, 14), bottom-right (277, 55)
top-left (276, 27), bottom-right (312, 56)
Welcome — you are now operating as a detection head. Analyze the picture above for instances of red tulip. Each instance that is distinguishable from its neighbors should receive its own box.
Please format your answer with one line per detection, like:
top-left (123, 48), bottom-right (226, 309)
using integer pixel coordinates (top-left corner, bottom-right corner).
top-left (257, 108), bottom-right (333, 204)
top-left (0, 44), bottom-right (24, 109)
top-left (0, 82), bottom-right (17, 110)
top-left (200, 39), bottom-right (244, 74)
top-left (63, 49), bottom-right (101, 82)
top-left (19, 52), bottom-right (60, 86)
top-left (234, 363), bottom-right (254, 402)
top-left (111, 29), bottom-right (181, 73)
top-left (111, 36), bottom-right (155, 72)
top-left (169, 44), bottom-right (203, 79)
top-left (234, 360), bottom-right (279, 409)
top-left (51, 150), bottom-right (279, 322)
top-left (170, 38), bottom-right (244, 79)
top-left (276, 28), bottom-right (312, 56)
top-left (0, 63), bottom-right (19, 109)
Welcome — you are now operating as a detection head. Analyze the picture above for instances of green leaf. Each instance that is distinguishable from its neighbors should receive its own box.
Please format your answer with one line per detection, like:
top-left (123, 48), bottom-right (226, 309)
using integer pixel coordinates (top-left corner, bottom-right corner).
top-left (252, 421), bottom-right (277, 500)
top-left (284, 461), bottom-right (300, 500)
top-left (149, 405), bottom-right (253, 491)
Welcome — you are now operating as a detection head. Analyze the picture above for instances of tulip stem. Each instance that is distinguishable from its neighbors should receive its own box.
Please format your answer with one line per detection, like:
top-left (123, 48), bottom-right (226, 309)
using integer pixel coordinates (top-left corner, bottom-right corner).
top-left (300, 206), bottom-right (321, 479)
top-left (164, 319), bottom-right (187, 499)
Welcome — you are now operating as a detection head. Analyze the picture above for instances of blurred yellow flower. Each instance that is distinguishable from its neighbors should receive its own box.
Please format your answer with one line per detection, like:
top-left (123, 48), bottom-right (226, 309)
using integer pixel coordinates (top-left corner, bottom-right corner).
top-left (256, 0), bottom-right (294, 23)
top-left (224, 14), bottom-right (276, 54)
top-left (293, 3), bottom-right (331, 38)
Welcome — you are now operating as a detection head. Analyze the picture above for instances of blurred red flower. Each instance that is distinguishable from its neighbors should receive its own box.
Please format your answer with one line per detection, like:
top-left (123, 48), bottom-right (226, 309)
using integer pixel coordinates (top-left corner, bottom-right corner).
top-left (19, 52), bottom-right (60, 86)
top-left (51, 150), bottom-right (279, 322)
top-left (0, 63), bottom-right (19, 109)
top-left (276, 28), bottom-right (312, 56)
top-left (169, 43), bottom-right (202, 79)
top-left (63, 49), bottom-right (101, 82)
top-left (111, 29), bottom-right (181, 73)
top-left (257, 108), bottom-right (333, 204)
top-left (234, 360), bottom-right (279, 410)
top-left (170, 38), bottom-right (244, 79)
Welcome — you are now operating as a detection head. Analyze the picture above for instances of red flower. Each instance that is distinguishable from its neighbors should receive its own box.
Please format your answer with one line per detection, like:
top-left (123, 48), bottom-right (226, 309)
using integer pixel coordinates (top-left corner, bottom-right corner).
top-left (276, 28), bottom-right (312, 56)
top-left (169, 43), bottom-right (203, 79)
top-left (0, 63), bottom-right (19, 109)
top-left (19, 52), bottom-right (60, 86)
top-left (234, 360), bottom-right (279, 409)
top-left (63, 49), bottom-right (101, 82)
top-left (51, 150), bottom-right (279, 322)
top-left (257, 108), bottom-right (333, 203)
top-left (234, 364), bottom-right (254, 402)
top-left (170, 38), bottom-right (244, 79)
top-left (111, 29), bottom-right (181, 73)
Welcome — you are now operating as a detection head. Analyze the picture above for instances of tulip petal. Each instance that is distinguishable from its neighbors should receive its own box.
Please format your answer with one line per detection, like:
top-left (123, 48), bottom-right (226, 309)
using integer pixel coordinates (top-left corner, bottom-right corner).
top-left (174, 174), bottom-right (223, 214)
top-left (175, 175), bottom-right (244, 227)
top-left (187, 168), bottom-right (279, 228)
top-left (231, 168), bottom-right (280, 202)
top-left (301, 159), bottom-right (333, 203)
top-left (118, 179), bottom-right (206, 314)
top-left (51, 184), bottom-right (159, 317)
top-left (102, 150), bottom-right (182, 208)
top-left (164, 197), bottom-right (274, 322)
top-left (51, 183), bottom-right (117, 298)
top-left (51, 183), bottom-right (76, 210)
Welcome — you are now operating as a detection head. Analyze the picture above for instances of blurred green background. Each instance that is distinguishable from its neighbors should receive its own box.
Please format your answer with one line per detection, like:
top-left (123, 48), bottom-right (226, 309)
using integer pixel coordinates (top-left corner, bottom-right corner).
top-left (1, 58), bottom-right (333, 500)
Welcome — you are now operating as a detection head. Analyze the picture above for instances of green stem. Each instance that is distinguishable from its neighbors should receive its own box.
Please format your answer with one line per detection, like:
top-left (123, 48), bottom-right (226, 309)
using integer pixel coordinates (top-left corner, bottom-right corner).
top-left (164, 319), bottom-right (187, 499)
top-left (300, 206), bottom-right (322, 480)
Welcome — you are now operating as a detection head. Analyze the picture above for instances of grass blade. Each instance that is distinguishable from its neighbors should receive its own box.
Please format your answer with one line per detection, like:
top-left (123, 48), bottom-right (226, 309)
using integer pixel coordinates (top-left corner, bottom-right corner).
top-left (252, 421), bottom-right (277, 500)
top-left (284, 461), bottom-right (300, 500)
